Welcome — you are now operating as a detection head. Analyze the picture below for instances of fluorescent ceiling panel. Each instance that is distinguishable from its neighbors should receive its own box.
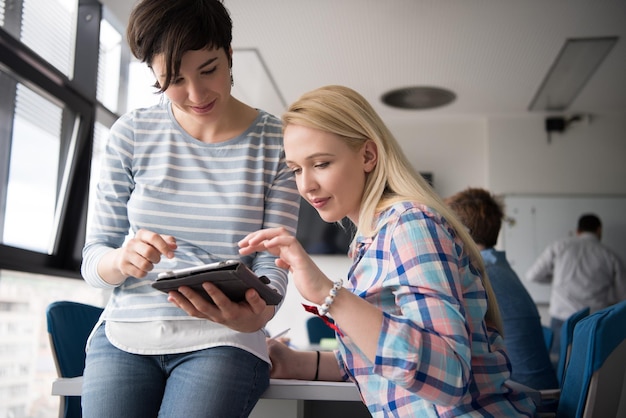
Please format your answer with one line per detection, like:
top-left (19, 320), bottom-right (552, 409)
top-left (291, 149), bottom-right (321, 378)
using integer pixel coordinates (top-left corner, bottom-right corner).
top-left (529, 37), bottom-right (618, 112)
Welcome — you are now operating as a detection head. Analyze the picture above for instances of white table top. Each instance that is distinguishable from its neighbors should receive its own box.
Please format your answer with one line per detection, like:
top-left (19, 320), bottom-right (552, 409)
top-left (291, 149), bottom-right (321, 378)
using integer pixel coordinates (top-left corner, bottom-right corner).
top-left (52, 376), bottom-right (362, 402)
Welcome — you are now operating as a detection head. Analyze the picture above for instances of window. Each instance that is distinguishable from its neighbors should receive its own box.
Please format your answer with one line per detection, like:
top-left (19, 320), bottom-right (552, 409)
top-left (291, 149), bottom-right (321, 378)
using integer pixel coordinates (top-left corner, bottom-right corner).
top-left (0, 40), bottom-right (91, 277)
top-left (127, 59), bottom-right (162, 110)
top-left (0, 1), bottom-right (129, 416)
top-left (20, 0), bottom-right (77, 78)
top-left (2, 80), bottom-right (68, 253)
top-left (0, 0), bottom-right (129, 278)
top-left (97, 18), bottom-right (122, 113)
top-left (0, 269), bottom-right (109, 417)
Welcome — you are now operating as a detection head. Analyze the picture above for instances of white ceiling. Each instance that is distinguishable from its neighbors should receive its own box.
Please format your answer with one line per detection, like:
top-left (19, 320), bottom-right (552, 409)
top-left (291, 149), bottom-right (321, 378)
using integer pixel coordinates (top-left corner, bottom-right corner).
top-left (102, 0), bottom-right (626, 125)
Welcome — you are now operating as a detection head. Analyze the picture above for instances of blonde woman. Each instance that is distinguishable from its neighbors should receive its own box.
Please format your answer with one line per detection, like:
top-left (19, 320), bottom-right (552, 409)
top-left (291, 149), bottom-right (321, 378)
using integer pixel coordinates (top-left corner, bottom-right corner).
top-left (239, 85), bottom-right (535, 416)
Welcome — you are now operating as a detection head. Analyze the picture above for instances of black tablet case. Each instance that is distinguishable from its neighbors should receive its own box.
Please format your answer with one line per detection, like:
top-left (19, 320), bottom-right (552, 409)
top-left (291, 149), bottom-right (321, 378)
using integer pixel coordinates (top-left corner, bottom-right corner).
top-left (152, 261), bottom-right (283, 305)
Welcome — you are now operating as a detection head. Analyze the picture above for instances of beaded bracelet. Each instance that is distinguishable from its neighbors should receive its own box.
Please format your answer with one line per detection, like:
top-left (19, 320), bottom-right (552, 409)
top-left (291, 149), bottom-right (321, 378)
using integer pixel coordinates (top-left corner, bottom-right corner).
top-left (318, 279), bottom-right (343, 316)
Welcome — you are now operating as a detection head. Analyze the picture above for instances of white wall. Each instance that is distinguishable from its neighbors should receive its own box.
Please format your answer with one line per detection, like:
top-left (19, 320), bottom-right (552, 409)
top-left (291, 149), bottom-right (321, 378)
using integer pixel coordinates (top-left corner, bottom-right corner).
top-left (486, 113), bottom-right (626, 194)
top-left (389, 118), bottom-right (488, 198)
top-left (267, 111), bottom-right (626, 342)
top-left (390, 112), bottom-right (626, 197)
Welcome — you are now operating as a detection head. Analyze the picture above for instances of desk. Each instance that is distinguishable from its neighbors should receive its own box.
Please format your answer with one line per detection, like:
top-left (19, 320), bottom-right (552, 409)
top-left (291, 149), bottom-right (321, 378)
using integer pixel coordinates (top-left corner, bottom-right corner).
top-left (251, 379), bottom-right (369, 418)
top-left (52, 376), bottom-right (369, 418)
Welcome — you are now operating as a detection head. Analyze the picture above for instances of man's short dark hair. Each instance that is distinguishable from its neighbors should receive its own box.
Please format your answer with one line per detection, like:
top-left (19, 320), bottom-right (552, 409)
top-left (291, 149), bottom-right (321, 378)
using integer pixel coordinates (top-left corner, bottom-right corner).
top-left (444, 188), bottom-right (504, 248)
top-left (578, 214), bottom-right (601, 232)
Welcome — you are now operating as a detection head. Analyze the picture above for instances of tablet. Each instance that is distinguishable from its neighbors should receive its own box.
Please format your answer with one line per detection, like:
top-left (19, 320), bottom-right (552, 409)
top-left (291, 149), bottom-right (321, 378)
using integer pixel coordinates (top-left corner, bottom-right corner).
top-left (152, 260), bottom-right (283, 305)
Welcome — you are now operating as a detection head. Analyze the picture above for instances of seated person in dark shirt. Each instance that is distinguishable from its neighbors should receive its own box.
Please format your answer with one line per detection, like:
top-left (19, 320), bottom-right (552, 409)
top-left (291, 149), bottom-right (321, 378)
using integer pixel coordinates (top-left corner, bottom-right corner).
top-left (446, 188), bottom-right (558, 390)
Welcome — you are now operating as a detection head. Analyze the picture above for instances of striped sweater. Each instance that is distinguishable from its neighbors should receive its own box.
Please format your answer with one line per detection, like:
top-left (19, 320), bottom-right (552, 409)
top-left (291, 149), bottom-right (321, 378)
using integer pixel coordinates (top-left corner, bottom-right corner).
top-left (81, 102), bottom-right (300, 322)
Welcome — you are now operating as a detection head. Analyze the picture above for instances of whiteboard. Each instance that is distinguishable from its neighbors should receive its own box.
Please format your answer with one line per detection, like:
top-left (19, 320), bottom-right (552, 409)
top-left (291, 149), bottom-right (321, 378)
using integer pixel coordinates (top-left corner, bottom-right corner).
top-left (500, 195), bottom-right (626, 303)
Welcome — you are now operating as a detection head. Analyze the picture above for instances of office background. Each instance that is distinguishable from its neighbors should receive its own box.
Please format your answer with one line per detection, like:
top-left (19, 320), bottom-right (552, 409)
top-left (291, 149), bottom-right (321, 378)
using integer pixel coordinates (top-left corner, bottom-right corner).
top-left (1, 0), bottom-right (625, 416)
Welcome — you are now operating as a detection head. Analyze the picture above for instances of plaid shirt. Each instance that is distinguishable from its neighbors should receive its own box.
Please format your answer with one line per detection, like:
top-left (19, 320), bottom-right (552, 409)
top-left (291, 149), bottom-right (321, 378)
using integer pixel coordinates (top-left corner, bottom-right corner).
top-left (334, 202), bottom-right (535, 417)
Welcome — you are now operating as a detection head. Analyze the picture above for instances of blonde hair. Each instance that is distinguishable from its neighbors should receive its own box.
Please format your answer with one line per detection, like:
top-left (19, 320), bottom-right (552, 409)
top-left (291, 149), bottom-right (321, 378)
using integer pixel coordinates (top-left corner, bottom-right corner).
top-left (282, 85), bottom-right (503, 333)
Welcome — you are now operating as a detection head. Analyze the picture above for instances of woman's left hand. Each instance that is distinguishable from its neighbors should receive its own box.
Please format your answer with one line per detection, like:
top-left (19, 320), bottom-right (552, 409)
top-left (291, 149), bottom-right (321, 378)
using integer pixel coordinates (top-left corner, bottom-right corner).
top-left (167, 283), bottom-right (273, 332)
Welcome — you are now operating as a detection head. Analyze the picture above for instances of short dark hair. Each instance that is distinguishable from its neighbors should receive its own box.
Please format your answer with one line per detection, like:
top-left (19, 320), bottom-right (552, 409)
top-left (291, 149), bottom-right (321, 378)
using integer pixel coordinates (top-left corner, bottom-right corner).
top-left (578, 214), bottom-right (601, 232)
top-left (444, 188), bottom-right (504, 248)
top-left (126, 0), bottom-right (233, 92)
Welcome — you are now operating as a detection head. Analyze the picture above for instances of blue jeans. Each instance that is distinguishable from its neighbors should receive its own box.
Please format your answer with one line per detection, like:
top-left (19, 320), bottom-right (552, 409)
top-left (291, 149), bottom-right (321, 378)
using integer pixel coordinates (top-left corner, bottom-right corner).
top-left (82, 324), bottom-right (269, 418)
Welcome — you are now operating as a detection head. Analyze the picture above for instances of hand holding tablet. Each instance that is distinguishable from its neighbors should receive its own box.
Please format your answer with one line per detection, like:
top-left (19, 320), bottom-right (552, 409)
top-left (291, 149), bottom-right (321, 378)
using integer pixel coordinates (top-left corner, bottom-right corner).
top-left (152, 260), bottom-right (283, 305)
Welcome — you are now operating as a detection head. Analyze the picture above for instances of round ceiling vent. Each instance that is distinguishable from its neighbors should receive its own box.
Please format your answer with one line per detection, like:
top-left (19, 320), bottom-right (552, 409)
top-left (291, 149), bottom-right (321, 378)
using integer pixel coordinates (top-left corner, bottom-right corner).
top-left (381, 86), bottom-right (456, 110)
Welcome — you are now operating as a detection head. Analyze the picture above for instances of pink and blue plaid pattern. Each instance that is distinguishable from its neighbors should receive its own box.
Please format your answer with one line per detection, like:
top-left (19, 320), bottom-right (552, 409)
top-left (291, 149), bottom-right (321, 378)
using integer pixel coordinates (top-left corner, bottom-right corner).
top-left (334, 202), bottom-right (535, 417)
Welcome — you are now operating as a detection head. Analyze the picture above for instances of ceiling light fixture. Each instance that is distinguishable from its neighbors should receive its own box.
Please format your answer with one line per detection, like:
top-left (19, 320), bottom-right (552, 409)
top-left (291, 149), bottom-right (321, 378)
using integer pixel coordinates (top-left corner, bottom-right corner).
top-left (381, 86), bottom-right (456, 110)
top-left (528, 36), bottom-right (618, 112)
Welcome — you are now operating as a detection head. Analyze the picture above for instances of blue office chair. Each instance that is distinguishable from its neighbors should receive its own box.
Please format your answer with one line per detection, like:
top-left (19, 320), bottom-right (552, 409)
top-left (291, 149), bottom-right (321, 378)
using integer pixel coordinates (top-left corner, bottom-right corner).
top-left (556, 300), bottom-right (626, 418)
top-left (542, 325), bottom-right (553, 353)
top-left (306, 316), bottom-right (336, 344)
top-left (556, 307), bottom-right (589, 385)
top-left (46, 301), bottom-right (103, 418)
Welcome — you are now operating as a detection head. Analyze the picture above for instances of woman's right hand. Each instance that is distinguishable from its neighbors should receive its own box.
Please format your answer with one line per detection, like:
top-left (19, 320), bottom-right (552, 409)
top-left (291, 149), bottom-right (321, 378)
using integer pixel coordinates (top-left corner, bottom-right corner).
top-left (238, 227), bottom-right (333, 306)
top-left (99, 228), bottom-right (177, 284)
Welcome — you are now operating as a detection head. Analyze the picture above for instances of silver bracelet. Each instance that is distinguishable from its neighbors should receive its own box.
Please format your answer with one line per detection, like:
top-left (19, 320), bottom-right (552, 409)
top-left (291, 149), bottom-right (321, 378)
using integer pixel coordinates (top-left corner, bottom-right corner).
top-left (318, 279), bottom-right (343, 316)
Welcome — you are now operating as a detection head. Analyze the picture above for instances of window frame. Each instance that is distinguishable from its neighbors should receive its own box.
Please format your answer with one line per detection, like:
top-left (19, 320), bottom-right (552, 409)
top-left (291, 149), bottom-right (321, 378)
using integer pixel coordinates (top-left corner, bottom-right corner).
top-left (0, 0), bottom-right (125, 280)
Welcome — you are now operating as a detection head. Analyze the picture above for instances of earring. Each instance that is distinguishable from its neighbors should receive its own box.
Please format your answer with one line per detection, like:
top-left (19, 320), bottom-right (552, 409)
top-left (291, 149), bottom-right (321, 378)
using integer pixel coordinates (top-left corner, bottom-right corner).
top-left (230, 68), bottom-right (234, 87)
